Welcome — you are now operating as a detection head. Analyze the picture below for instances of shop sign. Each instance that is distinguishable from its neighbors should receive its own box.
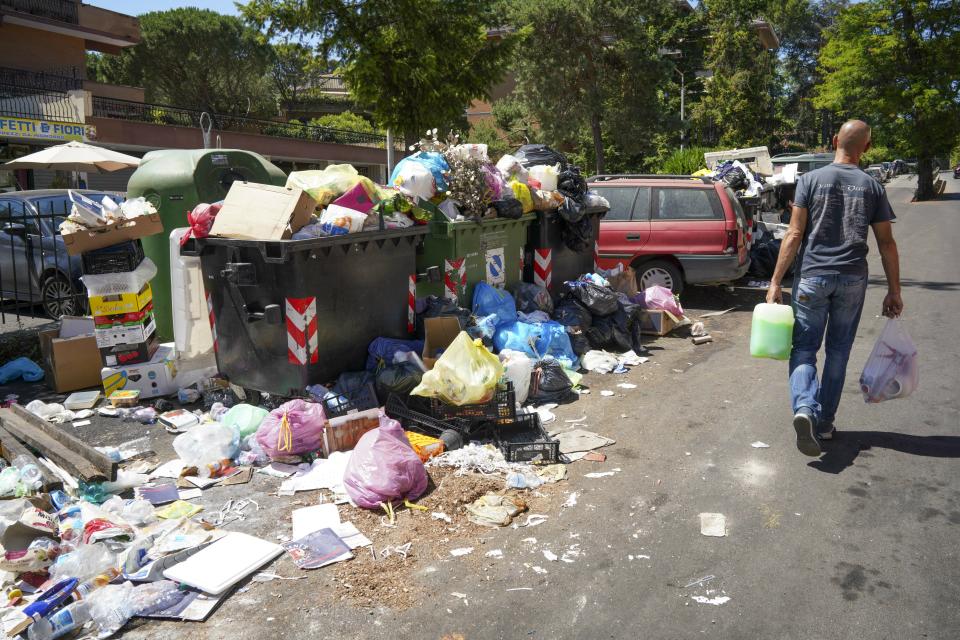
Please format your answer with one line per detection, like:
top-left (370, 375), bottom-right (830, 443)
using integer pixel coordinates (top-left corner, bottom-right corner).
top-left (0, 117), bottom-right (96, 142)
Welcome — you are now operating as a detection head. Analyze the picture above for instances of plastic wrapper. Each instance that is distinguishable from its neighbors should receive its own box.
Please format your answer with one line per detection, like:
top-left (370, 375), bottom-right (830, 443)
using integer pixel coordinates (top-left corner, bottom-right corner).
top-left (130, 580), bottom-right (187, 616)
top-left (499, 349), bottom-right (534, 405)
top-left (392, 161), bottom-right (436, 201)
top-left (319, 203), bottom-right (367, 236)
top-left (536, 321), bottom-right (578, 367)
top-left (256, 399), bottom-right (326, 459)
top-left (343, 414), bottom-right (428, 509)
top-left (472, 282), bottom-right (518, 328)
top-left (331, 181), bottom-right (378, 214)
top-left (411, 332), bottom-right (504, 405)
top-left (497, 155), bottom-right (529, 183)
top-left (221, 404), bottom-right (269, 439)
top-left (50, 543), bottom-right (116, 583)
top-left (0, 357), bottom-right (43, 384)
top-left (528, 164), bottom-right (560, 191)
top-left (638, 285), bottom-right (684, 318)
top-left (514, 282), bottom-right (554, 315)
top-left (287, 165), bottom-right (377, 207)
top-left (528, 359), bottom-right (574, 403)
top-left (566, 282), bottom-right (619, 317)
top-left (482, 163), bottom-right (506, 201)
top-left (860, 319), bottom-right (919, 403)
top-left (179, 202), bottom-right (222, 246)
top-left (509, 181), bottom-right (535, 212)
top-left (172, 423), bottom-right (238, 468)
top-left (493, 321), bottom-right (542, 359)
top-left (391, 152), bottom-right (450, 194)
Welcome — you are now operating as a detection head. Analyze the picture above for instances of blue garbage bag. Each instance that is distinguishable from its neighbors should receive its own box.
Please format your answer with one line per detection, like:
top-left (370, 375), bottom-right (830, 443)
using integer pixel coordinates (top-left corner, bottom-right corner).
top-left (390, 152), bottom-right (450, 193)
top-left (366, 338), bottom-right (424, 371)
top-left (493, 321), bottom-right (542, 359)
top-left (473, 282), bottom-right (518, 327)
top-left (0, 357), bottom-right (44, 384)
top-left (535, 321), bottom-right (578, 369)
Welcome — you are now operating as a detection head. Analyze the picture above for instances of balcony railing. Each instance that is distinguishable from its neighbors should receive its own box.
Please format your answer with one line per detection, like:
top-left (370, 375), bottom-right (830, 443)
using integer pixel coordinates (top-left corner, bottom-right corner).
top-left (0, 67), bottom-right (83, 93)
top-left (0, 0), bottom-right (79, 24)
top-left (91, 96), bottom-right (391, 148)
top-left (0, 84), bottom-right (81, 123)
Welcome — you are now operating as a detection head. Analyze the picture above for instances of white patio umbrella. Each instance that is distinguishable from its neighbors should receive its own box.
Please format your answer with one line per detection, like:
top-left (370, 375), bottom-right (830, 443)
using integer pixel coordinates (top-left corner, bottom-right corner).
top-left (4, 140), bottom-right (140, 173)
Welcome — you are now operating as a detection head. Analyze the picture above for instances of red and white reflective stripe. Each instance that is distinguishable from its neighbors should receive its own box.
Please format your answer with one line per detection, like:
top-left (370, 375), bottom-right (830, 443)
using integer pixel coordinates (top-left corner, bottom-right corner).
top-left (205, 291), bottom-right (218, 353)
top-left (286, 297), bottom-right (318, 365)
top-left (443, 258), bottom-right (466, 303)
top-left (533, 248), bottom-right (552, 290)
top-left (408, 274), bottom-right (416, 333)
top-left (593, 241), bottom-right (600, 272)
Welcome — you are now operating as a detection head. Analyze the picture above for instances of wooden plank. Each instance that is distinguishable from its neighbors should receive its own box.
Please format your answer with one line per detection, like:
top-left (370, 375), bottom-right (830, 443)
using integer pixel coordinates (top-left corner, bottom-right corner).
top-left (0, 425), bottom-right (60, 491)
top-left (0, 411), bottom-right (109, 482)
top-left (8, 405), bottom-right (116, 480)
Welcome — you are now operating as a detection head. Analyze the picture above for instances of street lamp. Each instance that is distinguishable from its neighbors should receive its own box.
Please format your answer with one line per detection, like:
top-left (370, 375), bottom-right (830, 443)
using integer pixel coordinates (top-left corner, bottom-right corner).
top-left (675, 69), bottom-right (713, 151)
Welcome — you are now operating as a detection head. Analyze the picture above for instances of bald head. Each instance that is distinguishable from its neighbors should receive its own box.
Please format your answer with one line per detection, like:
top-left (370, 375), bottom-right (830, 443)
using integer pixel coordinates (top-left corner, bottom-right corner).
top-left (833, 120), bottom-right (872, 163)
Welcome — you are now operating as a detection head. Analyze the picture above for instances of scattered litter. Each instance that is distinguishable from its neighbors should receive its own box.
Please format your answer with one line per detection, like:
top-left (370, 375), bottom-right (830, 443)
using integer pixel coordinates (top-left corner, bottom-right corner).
top-left (600, 390), bottom-right (615, 397)
top-left (450, 547), bottom-right (474, 557)
top-left (751, 441), bottom-right (770, 449)
top-left (450, 592), bottom-right (467, 599)
top-left (691, 335), bottom-right (713, 345)
top-left (555, 429), bottom-right (615, 455)
top-left (466, 494), bottom-right (527, 527)
top-left (521, 537), bottom-right (537, 544)
top-left (683, 575), bottom-right (715, 589)
top-left (514, 514), bottom-right (548, 528)
top-left (585, 468), bottom-right (621, 478)
top-left (616, 383), bottom-right (637, 389)
top-left (690, 321), bottom-right (707, 337)
top-left (699, 513), bottom-right (726, 537)
top-left (536, 464), bottom-right (566, 484)
top-left (562, 492), bottom-right (579, 508)
top-left (699, 307), bottom-right (736, 318)
top-left (542, 550), bottom-right (558, 562)
top-left (533, 404), bottom-right (557, 424)
top-left (207, 498), bottom-right (259, 527)
top-left (485, 549), bottom-right (503, 558)
top-left (637, 554), bottom-right (650, 559)
top-left (428, 443), bottom-right (511, 476)
top-left (583, 452), bottom-right (607, 462)
top-left (431, 512), bottom-right (452, 523)
top-left (252, 572), bottom-right (306, 582)
top-left (531, 566), bottom-right (548, 575)
top-left (692, 595), bottom-right (731, 606)
top-left (72, 419), bottom-right (91, 427)
top-left (565, 416), bottom-right (587, 423)
top-left (506, 587), bottom-right (532, 592)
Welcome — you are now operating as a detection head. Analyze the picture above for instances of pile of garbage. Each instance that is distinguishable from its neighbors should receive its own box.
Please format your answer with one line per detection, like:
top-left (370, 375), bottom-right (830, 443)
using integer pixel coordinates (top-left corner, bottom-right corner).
top-left (57, 191), bottom-right (157, 236)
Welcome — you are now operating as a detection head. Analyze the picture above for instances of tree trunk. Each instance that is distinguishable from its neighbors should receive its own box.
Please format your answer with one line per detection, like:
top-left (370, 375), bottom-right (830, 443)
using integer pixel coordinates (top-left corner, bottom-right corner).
top-left (590, 111), bottom-right (605, 176)
top-left (915, 157), bottom-right (935, 201)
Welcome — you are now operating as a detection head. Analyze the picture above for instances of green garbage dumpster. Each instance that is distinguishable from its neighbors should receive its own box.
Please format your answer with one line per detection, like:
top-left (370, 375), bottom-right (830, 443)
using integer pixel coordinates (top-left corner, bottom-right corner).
top-left (416, 212), bottom-right (535, 308)
top-left (126, 149), bottom-right (286, 341)
top-left (524, 206), bottom-right (608, 297)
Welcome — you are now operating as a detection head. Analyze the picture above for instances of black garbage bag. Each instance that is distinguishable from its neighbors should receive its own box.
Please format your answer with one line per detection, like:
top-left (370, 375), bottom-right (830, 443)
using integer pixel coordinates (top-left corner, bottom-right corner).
top-left (558, 196), bottom-right (585, 224)
top-left (586, 302), bottom-right (639, 352)
top-left (333, 370), bottom-right (376, 401)
top-left (620, 301), bottom-right (646, 353)
top-left (374, 363), bottom-right (422, 403)
top-left (747, 236), bottom-right (791, 279)
top-left (514, 282), bottom-right (554, 315)
top-left (567, 329), bottom-right (590, 356)
top-left (560, 213), bottom-right (593, 252)
top-left (528, 359), bottom-right (575, 404)
top-left (566, 282), bottom-right (619, 317)
top-left (414, 295), bottom-right (470, 339)
top-left (513, 144), bottom-right (569, 170)
top-left (492, 198), bottom-right (523, 220)
top-left (722, 166), bottom-right (748, 191)
top-left (557, 167), bottom-right (588, 201)
top-left (553, 296), bottom-right (592, 328)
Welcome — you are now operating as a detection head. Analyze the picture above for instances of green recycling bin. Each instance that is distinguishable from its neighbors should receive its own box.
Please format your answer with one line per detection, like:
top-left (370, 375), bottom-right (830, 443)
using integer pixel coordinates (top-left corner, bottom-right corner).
top-left (416, 212), bottom-right (535, 308)
top-left (126, 149), bottom-right (286, 341)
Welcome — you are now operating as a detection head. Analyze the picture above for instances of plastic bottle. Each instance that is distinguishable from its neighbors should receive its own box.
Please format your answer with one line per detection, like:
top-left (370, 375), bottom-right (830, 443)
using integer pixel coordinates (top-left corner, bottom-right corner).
top-left (73, 568), bottom-right (121, 600)
top-left (129, 580), bottom-right (186, 616)
top-left (87, 582), bottom-right (133, 637)
top-left (27, 601), bottom-right (90, 640)
top-left (199, 458), bottom-right (233, 478)
top-left (12, 455), bottom-right (42, 491)
top-left (749, 303), bottom-right (795, 360)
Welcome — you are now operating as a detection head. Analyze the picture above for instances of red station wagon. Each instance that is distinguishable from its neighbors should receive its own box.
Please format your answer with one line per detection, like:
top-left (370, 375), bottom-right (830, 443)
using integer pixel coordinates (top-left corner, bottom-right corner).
top-left (591, 175), bottom-right (750, 293)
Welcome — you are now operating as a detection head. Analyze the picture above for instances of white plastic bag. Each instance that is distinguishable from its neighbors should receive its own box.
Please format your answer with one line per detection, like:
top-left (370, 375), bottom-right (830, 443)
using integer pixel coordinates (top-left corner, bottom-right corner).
top-left (499, 349), bottom-right (534, 405)
top-left (393, 161), bottom-right (436, 201)
top-left (528, 164), bottom-right (559, 191)
top-left (860, 319), bottom-right (918, 403)
top-left (319, 203), bottom-right (366, 236)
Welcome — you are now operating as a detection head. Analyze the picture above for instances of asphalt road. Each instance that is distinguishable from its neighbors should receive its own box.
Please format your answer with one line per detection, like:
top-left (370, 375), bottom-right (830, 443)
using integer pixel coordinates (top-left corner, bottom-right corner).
top-left (88, 173), bottom-right (960, 639)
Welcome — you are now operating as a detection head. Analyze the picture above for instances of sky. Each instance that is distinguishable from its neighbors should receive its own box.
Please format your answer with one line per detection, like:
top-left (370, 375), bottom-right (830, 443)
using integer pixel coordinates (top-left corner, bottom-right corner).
top-left (87, 1), bottom-right (240, 16)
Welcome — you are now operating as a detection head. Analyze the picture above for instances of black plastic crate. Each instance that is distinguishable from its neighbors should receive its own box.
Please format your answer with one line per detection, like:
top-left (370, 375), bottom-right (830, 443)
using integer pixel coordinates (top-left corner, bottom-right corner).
top-left (322, 382), bottom-right (380, 418)
top-left (385, 394), bottom-right (471, 436)
top-left (427, 381), bottom-right (517, 426)
top-left (496, 413), bottom-right (560, 464)
top-left (82, 240), bottom-right (145, 275)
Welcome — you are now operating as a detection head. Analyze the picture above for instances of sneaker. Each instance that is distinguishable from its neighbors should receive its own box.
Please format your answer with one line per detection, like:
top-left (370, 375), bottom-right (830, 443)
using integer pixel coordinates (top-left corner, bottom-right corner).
top-left (792, 412), bottom-right (822, 457)
top-left (818, 423), bottom-right (836, 441)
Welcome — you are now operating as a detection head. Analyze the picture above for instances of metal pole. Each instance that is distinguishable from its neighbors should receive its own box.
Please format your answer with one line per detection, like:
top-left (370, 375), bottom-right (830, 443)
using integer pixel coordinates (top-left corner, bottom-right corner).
top-left (386, 129), bottom-right (395, 181)
top-left (679, 71), bottom-right (685, 151)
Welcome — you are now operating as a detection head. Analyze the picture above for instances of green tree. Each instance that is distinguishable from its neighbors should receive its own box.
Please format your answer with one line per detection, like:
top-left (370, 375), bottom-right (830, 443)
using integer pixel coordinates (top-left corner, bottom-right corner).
top-left (690, 0), bottom-right (779, 148)
top-left (814, 0), bottom-right (960, 199)
top-left (270, 42), bottom-right (331, 105)
top-left (88, 8), bottom-right (274, 116)
top-left (467, 119), bottom-right (511, 160)
top-left (311, 111), bottom-right (378, 134)
top-left (243, 0), bottom-right (520, 144)
top-left (503, 0), bottom-right (678, 175)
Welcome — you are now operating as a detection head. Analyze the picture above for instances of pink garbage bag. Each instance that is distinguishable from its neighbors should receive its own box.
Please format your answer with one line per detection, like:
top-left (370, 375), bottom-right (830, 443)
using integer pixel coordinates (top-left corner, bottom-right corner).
top-left (343, 414), bottom-right (427, 509)
top-left (256, 399), bottom-right (326, 459)
top-left (860, 318), bottom-right (919, 403)
top-left (639, 285), bottom-right (684, 318)
top-left (331, 181), bottom-right (377, 214)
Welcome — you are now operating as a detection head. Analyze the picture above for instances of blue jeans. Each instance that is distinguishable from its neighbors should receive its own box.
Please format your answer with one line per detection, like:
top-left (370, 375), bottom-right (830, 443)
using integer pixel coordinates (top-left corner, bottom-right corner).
top-left (789, 274), bottom-right (868, 426)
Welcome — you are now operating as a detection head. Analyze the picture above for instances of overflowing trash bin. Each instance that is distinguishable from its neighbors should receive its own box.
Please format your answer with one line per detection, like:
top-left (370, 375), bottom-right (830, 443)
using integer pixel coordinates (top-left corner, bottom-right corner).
top-left (182, 223), bottom-right (429, 397)
top-left (524, 205), bottom-right (608, 297)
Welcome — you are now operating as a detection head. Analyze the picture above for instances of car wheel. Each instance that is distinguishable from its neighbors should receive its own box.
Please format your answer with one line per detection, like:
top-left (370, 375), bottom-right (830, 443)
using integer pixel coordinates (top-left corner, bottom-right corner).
top-left (635, 260), bottom-right (683, 294)
top-left (41, 273), bottom-right (82, 319)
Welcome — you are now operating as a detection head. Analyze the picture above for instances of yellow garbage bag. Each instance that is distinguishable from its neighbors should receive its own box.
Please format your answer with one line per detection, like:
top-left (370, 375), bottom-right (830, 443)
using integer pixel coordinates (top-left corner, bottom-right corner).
top-left (509, 181), bottom-right (535, 213)
top-left (411, 332), bottom-right (504, 406)
top-left (287, 165), bottom-right (379, 207)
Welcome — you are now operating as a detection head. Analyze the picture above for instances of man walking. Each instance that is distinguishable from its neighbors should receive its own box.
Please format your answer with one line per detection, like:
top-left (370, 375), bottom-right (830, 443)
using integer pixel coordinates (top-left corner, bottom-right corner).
top-left (766, 120), bottom-right (903, 456)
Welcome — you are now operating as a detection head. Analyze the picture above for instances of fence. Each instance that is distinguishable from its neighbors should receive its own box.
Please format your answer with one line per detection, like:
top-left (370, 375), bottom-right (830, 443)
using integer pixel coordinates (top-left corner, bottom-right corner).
top-left (0, 0), bottom-right (79, 24)
top-left (0, 67), bottom-right (83, 93)
top-left (0, 84), bottom-right (82, 123)
top-left (0, 195), bottom-right (93, 326)
top-left (91, 96), bottom-right (391, 148)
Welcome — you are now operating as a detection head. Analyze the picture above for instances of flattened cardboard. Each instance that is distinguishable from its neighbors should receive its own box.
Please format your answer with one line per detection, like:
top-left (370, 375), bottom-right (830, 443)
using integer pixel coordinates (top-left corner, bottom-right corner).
top-left (38, 317), bottom-right (101, 393)
top-left (62, 213), bottom-right (163, 256)
top-left (210, 182), bottom-right (315, 240)
top-left (422, 317), bottom-right (462, 370)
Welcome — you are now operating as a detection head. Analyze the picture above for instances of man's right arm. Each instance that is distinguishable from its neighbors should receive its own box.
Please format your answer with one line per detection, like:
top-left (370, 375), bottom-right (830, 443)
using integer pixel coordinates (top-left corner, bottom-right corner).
top-left (766, 205), bottom-right (807, 304)
top-left (872, 221), bottom-right (902, 317)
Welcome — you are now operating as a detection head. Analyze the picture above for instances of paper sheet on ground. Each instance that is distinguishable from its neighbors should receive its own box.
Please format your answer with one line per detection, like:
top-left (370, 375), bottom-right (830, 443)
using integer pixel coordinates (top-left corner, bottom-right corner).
top-left (279, 451), bottom-right (351, 496)
top-left (555, 429), bottom-right (615, 454)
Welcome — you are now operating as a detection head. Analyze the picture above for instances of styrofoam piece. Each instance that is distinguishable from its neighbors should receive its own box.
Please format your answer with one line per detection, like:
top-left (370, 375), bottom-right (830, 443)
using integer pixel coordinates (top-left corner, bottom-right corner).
top-left (170, 228), bottom-right (214, 359)
top-left (81, 258), bottom-right (157, 296)
top-left (162, 532), bottom-right (284, 595)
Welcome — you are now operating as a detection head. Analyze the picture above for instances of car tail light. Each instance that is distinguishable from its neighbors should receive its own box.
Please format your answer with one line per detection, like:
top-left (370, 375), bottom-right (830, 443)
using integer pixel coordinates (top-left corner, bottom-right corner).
top-left (724, 230), bottom-right (738, 254)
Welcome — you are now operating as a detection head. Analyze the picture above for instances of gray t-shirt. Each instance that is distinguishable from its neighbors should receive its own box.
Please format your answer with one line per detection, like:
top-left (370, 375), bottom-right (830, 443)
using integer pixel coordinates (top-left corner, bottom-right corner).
top-left (793, 163), bottom-right (895, 276)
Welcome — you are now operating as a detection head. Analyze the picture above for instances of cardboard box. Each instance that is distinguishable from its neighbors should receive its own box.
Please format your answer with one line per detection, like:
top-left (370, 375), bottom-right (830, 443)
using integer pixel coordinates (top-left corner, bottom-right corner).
top-left (101, 343), bottom-right (178, 399)
top-left (210, 182), bottom-right (315, 240)
top-left (94, 303), bottom-right (153, 327)
top-left (639, 309), bottom-right (679, 336)
top-left (38, 316), bottom-right (102, 393)
top-left (89, 283), bottom-right (153, 316)
top-left (94, 313), bottom-right (156, 348)
top-left (100, 333), bottom-right (159, 367)
top-left (322, 409), bottom-right (380, 457)
top-left (62, 213), bottom-right (164, 256)
top-left (421, 317), bottom-right (463, 370)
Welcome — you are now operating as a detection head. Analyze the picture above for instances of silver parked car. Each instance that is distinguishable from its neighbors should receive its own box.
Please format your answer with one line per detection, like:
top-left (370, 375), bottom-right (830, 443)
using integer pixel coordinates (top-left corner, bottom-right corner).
top-left (0, 189), bottom-right (119, 318)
